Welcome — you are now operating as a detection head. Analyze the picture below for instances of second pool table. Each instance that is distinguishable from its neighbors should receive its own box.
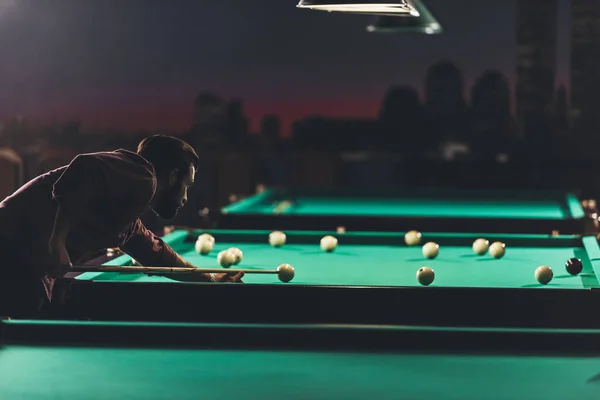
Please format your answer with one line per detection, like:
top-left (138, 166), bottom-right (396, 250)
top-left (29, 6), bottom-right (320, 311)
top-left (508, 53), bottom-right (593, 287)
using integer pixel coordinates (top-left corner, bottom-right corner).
top-left (3, 320), bottom-right (600, 400)
top-left (63, 229), bottom-right (600, 328)
top-left (219, 188), bottom-right (590, 234)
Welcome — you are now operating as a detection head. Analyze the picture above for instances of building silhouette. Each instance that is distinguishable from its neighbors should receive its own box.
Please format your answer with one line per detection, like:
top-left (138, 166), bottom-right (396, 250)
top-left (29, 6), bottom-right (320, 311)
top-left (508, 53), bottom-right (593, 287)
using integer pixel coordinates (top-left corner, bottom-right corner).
top-left (555, 84), bottom-right (569, 136)
top-left (292, 116), bottom-right (376, 151)
top-left (226, 99), bottom-right (249, 145)
top-left (571, 0), bottom-right (600, 152)
top-left (191, 92), bottom-right (228, 146)
top-left (470, 70), bottom-right (514, 158)
top-left (378, 85), bottom-right (425, 154)
top-left (424, 60), bottom-right (469, 145)
top-left (260, 115), bottom-right (281, 142)
top-left (515, 0), bottom-right (558, 135)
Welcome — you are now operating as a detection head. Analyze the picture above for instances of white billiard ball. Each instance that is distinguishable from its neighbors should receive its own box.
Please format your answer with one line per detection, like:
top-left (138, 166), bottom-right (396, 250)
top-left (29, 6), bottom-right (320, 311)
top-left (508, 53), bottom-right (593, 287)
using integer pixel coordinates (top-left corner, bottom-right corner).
top-left (195, 238), bottom-right (214, 255)
top-left (277, 264), bottom-right (295, 283)
top-left (422, 242), bottom-right (439, 259)
top-left (472, 238), bottom-right (489, 255)
top-left (197, 233), bottom-right (215, 243)
top-left (269, 231), bottom-right (287, 247)
top-left (489, 242), bottom-right (506, 259)
top-left (417, 267), bottom-right (435, 286)
top-left (106, 248), bottom-right (122, 257)
top-left (320, 235), bottom-right (338, 252)
top-left (132, 258), bottom-right (141, 266)
top-left (535, 265), bottom-right (553, 285)
top-left (217, 250), bottom-right (236, 268)
top-left (404, 230), bottom-right (422, 246)
top-left (228, 247), bottom-right (243, 265)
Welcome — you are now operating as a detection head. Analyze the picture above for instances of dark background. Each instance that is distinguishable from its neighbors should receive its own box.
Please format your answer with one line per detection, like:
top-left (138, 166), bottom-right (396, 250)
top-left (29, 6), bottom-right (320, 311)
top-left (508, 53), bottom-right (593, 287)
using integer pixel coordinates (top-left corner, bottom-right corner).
top-left (0, 0), bottom-right (597, 229)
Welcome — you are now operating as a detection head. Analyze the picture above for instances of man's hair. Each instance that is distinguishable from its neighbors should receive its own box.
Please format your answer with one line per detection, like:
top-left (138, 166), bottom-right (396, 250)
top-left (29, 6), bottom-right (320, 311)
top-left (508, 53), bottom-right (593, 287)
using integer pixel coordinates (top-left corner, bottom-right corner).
top-left (137, 135), bottom-right (199, 178)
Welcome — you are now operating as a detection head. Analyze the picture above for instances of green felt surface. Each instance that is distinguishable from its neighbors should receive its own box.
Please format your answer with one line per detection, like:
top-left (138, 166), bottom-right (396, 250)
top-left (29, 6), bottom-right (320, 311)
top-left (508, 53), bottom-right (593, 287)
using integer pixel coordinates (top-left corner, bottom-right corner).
top-left (1, 345), bottom-right (599, 400)
top-left (249, 198), bottom-right (567, 218)
top-left (222, 190), bottom-right (584, 219)
top-left (77, 230), bottom-right (598, 289)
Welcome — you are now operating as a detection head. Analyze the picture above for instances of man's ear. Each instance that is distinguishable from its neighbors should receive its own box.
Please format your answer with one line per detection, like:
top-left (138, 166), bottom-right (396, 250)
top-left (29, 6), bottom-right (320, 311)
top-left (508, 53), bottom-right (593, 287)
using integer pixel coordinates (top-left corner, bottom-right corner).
top-left (168, 169), bottom-right (179, 185)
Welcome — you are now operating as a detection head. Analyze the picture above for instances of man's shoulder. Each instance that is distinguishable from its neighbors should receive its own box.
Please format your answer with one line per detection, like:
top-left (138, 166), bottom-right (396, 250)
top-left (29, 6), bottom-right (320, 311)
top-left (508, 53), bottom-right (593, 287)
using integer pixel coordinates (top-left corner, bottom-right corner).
top-left (77, 150), bottom-right (154, 179)
top-left (77, 149), bottom-right (153, 170)
top-left (64, 149), bottom-right (156, 199)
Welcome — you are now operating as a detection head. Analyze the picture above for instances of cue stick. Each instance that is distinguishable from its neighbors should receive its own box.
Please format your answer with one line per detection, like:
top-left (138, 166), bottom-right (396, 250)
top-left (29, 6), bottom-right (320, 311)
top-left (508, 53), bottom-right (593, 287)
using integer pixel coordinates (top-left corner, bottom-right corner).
top-left (72, 266), bottom-right (281, 275)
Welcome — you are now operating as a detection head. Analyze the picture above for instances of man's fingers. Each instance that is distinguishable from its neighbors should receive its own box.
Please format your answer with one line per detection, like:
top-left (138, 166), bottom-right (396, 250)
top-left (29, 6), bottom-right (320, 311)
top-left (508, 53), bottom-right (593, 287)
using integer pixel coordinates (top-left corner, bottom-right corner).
top-left (225, 271), bottom-right (244, 282)
top-left (214, 271), bottom-right (244, 282)
top-left (232, 271), bottom-right (244, 281)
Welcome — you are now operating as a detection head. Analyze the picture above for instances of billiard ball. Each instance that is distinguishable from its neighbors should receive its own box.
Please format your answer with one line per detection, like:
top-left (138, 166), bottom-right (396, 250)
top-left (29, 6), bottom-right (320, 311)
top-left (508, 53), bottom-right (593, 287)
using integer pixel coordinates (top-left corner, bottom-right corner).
top-left (195, 238), bottom-right (214, 255)
top-left (404, 230), bottom-right (422, 246)
top-left (535, 265), bottom-right (553, 284)
top-left (489, 242), bottom-right (506, 259)
top-left (320, 235), bottom-right (338, 252)
top-left (106, 248), bottom-right (122, 257)
top-left (422, 242), bottom-right (439, 259)
top-left (566, 257), bottom-right (583, 275)
top-left (228, 247), bottom-right (243, 265)
top-left (269, 231), bottom-right (286, 247)
top-left (472, 238), bottom-right (489, 255)
top-left (197, 233), bottom-right (215, 243)
top-left (132, 258), bottom-right (141, 266)
top-left (417, 267), bottom-right (435, 286)
top-left (217, 250), bottom-right (236, 268)
top-left (277, 264), bottom-right (295, 282)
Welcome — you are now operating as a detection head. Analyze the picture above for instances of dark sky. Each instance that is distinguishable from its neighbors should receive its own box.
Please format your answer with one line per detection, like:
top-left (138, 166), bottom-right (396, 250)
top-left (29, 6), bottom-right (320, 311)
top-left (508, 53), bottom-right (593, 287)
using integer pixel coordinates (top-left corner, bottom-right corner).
top-left (0, 0), bottom-right (570, 135)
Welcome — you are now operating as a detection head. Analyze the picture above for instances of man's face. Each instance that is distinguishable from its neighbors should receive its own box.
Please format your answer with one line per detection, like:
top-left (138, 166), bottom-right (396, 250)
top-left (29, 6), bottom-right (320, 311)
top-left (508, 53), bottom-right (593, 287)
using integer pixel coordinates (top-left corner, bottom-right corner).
top-left (152, 164), bottom-right (195, 220)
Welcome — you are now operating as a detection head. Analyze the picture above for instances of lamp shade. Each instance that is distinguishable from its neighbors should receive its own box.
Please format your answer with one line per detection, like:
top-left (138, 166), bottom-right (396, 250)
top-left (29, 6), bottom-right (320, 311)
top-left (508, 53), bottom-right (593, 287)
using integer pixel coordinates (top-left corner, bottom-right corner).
top-left (297, 0), bottom-right (419, 16)
top-left (366, 0), bottom-right (442, 33)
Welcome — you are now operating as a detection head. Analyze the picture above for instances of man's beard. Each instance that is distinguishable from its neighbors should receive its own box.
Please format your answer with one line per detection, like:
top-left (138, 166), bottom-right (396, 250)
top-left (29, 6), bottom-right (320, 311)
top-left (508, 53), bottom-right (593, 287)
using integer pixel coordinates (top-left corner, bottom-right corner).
top-left (152, 186), bottom-right (182, 220)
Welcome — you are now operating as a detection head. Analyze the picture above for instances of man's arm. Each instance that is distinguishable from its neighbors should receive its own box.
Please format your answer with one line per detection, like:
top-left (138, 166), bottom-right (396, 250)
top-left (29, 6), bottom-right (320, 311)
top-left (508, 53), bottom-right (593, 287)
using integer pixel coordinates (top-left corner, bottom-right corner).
top-left (47, 204), bottom-right (74, 277)
top-left (49, 204), bottom-right (71, 242)
top-left (121, 220), bottom-right (214, 282)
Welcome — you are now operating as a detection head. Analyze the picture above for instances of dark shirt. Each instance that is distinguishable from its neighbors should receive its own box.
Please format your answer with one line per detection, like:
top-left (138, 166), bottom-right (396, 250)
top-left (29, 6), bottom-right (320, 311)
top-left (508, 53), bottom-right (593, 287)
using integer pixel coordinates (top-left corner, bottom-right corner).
top-left (0, 149), bottom-right (182, 300)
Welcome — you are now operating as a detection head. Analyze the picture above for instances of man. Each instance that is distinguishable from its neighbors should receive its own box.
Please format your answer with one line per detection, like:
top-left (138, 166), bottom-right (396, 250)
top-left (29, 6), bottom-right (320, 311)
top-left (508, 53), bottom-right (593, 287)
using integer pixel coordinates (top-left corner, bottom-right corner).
top-left (0, 134), bottom-right (243, 318)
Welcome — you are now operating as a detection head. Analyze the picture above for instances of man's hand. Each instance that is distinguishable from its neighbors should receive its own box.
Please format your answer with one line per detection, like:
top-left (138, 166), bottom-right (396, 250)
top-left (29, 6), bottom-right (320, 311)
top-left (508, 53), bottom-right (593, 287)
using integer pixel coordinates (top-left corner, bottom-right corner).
top-left (48, 237), bottom-right (73, 278)
top-left (212, 271), bottom-right (244, 283)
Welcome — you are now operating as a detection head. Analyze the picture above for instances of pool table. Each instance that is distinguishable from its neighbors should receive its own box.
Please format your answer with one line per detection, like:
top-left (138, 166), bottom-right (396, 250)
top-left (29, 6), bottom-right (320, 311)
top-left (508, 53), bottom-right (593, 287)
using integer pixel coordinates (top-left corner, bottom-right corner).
top-left (62, 229), bottom-right (600, 328)
top-left (218, 187), bottom-right (592, 234)
top-left (2, 319), bottom-right (600, 400)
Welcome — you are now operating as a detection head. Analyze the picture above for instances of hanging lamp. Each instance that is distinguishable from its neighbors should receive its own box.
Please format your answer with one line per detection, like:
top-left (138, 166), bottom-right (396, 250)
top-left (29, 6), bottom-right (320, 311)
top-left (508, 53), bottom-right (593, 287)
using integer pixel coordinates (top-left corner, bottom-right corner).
top-left (366, 0), bottom-right (442, 33)
top-left (297, 0), bottom-right (420, 17)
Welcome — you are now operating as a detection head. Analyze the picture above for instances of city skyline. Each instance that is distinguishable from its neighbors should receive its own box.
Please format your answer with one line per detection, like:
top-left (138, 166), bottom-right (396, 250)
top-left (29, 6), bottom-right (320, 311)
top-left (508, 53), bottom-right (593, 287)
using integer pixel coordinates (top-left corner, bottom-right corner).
top-left (0, 0), bottom-right (571, 136)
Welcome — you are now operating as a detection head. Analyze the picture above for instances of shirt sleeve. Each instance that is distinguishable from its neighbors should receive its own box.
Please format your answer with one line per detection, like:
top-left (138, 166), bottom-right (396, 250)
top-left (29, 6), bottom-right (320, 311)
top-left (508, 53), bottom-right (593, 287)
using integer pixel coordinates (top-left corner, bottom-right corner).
top-left (120, 219), bottom-right (184, 267)
top-left (52, 152), bottom-right (156, 219)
